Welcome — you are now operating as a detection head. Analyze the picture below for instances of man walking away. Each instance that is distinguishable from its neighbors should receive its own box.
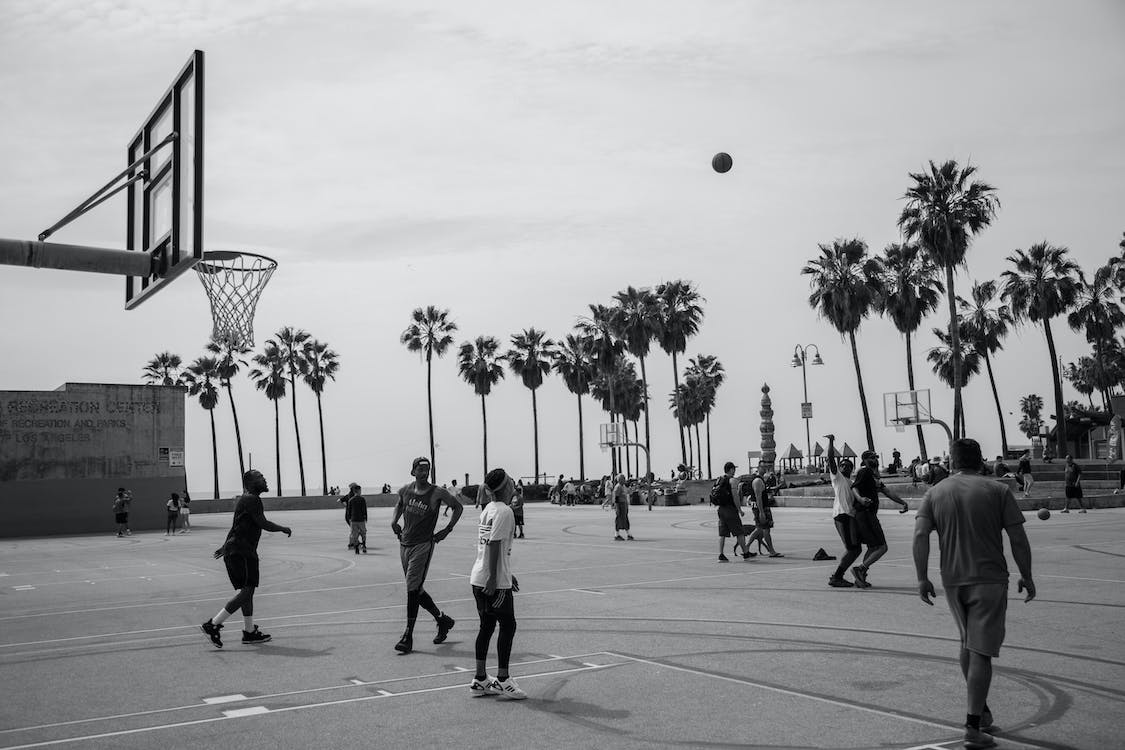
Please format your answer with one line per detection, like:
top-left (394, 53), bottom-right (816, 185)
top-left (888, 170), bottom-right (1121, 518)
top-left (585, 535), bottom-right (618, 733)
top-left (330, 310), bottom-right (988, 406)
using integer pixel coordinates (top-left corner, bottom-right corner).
top-left (345, 482), bottom-right (368, 553)
top-left (201, 470), bottom-right (292, 648)
top-left (391, 457), bottom-right (463, 654)
top-left (914, 438), bottom-right (1035, 750)
top-left (850, 450), bottom-right (908, 588)
top-left (825, 435), bottom-right (859, 587)
top-left (712, 461), bottom-right (751, 562)
top-left (468, 468), bottom-right (526, 700)
top-left (1061, 455), bottom-right (1087, 513)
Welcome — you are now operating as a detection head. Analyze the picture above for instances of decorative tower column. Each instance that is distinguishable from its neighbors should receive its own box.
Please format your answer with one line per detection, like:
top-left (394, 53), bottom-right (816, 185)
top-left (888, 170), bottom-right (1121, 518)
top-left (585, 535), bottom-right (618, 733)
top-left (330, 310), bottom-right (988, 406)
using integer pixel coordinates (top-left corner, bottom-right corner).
top-left (759, 383), bottom-right (776, 473)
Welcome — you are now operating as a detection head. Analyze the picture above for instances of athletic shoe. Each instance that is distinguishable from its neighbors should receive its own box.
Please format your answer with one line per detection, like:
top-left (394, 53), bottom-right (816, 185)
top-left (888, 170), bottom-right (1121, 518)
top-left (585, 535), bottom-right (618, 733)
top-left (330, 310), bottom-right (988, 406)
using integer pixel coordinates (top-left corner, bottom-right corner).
top-left (394, 631), bottom-right (413, 654)
top-left (718, 554), bottom-right (730, 562)
top-left (116, 532), bottom-right (123, 538)
top-left (963, 726), bottom-right (997, 749)
top-left (980, 709), bottom-right (997, 733)
top-left (742, 551), bottom-right (756, 560)
top-left (433, 614), bottom-right (455, 644)
top-left (494, 677), bottom-right (528, 700)
top-left (242, 625), bottom-right (272, 644)
top-left (851, 565), bottom-right (869, 585)
top-left (627, 535), bottom-right (634, 540)
top-left (200, 620), bottom-right (223, 649)
top-left (828, 576), bottom-right (855, 588)
top-left (1061, 509), bottom-right (1070, 513)
top-left (613, 535), bottom-right (624, 541)
top-left (768, 552), bottom-right (784, 558)
top-left (469, 676), bottom-right (502, 697)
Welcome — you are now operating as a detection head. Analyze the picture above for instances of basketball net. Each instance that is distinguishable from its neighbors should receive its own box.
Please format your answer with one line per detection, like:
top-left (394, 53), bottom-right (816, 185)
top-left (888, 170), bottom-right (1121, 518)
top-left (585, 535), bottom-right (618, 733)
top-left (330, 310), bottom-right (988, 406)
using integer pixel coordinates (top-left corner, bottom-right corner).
top-left (194, 251), bottom-right (277, 348)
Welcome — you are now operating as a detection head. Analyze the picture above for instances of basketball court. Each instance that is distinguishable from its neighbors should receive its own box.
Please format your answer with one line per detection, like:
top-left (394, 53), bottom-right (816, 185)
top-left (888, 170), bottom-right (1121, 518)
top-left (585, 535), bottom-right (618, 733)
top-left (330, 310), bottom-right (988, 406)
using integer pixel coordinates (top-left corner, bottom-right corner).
top-left (1, 503), bottom-right (1121, 749)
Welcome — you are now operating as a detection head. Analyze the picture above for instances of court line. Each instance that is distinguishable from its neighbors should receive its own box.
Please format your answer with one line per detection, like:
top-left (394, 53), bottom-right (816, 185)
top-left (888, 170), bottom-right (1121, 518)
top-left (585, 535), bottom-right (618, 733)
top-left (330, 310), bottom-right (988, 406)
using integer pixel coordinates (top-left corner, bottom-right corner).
top-left (1039, 573), bottom-right (1125, 584)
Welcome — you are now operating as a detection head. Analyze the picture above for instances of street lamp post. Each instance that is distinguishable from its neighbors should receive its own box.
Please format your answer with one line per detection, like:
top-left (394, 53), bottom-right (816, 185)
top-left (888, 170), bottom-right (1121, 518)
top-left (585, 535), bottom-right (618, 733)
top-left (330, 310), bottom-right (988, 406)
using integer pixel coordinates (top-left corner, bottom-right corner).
top-left (791, 344), bottom-right (824, 472)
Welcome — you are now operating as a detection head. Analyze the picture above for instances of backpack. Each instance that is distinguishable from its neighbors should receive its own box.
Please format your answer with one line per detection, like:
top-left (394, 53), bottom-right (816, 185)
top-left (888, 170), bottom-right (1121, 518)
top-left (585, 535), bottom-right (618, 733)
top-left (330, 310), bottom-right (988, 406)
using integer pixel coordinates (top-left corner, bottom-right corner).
top-left (709, 478), bottom-right (724, 505)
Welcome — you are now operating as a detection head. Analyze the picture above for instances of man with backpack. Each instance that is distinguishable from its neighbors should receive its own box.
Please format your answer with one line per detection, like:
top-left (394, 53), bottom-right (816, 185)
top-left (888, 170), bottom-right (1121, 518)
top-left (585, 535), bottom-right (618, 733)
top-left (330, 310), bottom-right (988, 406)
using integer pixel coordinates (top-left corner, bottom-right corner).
top-left (711, 461), bottom-right (752, 562)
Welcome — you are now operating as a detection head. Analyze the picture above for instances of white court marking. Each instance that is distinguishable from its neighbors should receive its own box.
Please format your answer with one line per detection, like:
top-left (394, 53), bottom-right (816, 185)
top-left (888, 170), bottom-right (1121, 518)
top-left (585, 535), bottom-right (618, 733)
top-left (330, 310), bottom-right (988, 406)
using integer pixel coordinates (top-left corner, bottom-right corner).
top-left (201, 695), bottom-right (246, 705)
top-left (221, 706), bottom-right (268, 718)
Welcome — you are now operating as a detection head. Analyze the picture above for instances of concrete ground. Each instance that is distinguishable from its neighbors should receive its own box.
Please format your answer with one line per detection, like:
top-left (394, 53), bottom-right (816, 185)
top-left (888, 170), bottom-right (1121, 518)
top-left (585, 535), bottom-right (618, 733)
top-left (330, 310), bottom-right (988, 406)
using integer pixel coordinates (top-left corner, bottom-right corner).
top-left (1, 503), bottom-right (1121, 750)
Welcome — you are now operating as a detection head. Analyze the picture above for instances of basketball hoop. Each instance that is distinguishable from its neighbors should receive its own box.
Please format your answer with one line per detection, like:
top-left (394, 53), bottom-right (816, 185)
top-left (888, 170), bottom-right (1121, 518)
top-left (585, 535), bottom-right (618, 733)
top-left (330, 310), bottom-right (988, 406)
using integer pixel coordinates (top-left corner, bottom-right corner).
top-left (194, 251), bottom-right (277, 348)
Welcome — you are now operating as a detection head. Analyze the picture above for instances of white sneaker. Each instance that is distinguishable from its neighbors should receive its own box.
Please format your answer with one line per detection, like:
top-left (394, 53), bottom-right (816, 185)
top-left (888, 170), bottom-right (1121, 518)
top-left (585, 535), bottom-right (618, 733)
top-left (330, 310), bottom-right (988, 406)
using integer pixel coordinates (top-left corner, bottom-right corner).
top-left (469, 675), bottom-right (502, 697)
top-left (494, 677), bottom-right (527, 700)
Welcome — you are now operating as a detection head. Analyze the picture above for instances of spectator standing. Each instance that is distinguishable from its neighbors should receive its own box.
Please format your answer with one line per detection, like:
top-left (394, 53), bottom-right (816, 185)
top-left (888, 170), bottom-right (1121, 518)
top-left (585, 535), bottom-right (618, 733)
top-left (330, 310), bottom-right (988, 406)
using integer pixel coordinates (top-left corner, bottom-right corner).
top-left (345, 482), bottom-right (368, 554)
top-left (112, 488), bottom-right (132, 537)
top-left (165, 493), bottom-right (181, 536)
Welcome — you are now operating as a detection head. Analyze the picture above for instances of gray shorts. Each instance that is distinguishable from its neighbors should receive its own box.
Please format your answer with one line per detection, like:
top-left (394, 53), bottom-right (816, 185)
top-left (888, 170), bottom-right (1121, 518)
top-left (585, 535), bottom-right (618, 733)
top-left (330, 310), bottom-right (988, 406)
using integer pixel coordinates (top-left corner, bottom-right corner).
top-left (399, 541), bottom-right (435, 592)
top-left (944, 582), bottom-right (1009, 657)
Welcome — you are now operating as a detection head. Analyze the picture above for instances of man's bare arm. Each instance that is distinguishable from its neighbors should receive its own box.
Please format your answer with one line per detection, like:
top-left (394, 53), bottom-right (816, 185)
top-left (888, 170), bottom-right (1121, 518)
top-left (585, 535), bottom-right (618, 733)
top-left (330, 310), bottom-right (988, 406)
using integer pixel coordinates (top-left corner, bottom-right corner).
top-left (912, 515), bottom-right (935, 604)
top-left (1005, 523), bottom-right (1035, 602)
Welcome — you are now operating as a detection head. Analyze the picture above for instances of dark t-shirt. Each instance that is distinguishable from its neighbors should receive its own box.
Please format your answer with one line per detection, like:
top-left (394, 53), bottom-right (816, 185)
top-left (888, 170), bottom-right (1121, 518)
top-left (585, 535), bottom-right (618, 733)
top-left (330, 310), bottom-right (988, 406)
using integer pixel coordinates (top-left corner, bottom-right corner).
top-left (223, 493), bottom-right (282, 558)
top-left (346, 494), bottom-right (367, 523)
top-left (397, 482), bottom-right (457, 545)
top-left (1064, 462), bottom-right (1082, 487)
top-left (1017, 458), bottom-right (1031, 474)
top-left (917, 472), bottom-right (1025, 587)
top-left (852, 466), bottom-right (880, 512)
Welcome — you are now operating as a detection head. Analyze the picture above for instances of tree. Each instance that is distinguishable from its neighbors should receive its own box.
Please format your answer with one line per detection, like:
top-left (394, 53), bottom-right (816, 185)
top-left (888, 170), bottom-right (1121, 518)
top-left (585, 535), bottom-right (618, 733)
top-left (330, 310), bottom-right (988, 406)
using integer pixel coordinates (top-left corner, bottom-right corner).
top-left (206, 337), bottom-right (251, 477)
top-left (611, 286), bottom-right (661, 468)
top-left (670, 376), bottom-right (706, 474)
top-left (1067, 263), bottom-right (1124, 411)
top-left (142, 352), bottom-right (184, 386)
top-left (1063, 358), bottom-right (1097, 407)
top-left (957, 280), bottom-right (1013, 456)
top-left (249, 341), bottom-right (287, 496)
top-left (181, 356), bottom-right (221, 500)
top-left (899, 159), bottom-right (1000, 439)
top-left (577, 305), bottom-right (625, 475)
top-left (551, 333), bottom-right (596, 480)
top-left (591, 360), bottom-right (641, 476)
top-left (506, 328), bottom-right (556, 483)
top-left (878, 241), bottom-right (943, 459)
top-left (271, 327), bottom-right (311, 495)
top-left (400, 306), bottom-right (458, 482)
top-left (1018, 394), bottom-right (1044, 441)
top-left (457, 336), bottom-right (505, 482)
top-left (655, 280), bottom-right (705, 466)
top-left (1002, 242), bottom-right (1081, 457)
top-left (685, 354), bottom-right (724, 478)
top-left (927, 327), bottom-right (982, 437)
top-left (302, 339), bottom-right (340, 496)
top-left (802, 238), bottom-right (884, 450)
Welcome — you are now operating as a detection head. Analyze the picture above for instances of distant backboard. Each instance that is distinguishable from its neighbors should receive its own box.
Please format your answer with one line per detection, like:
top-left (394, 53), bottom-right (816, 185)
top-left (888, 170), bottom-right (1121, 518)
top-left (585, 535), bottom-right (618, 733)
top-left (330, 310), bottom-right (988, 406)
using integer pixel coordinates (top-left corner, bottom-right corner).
top-left (884, 388), bottom-right (932, 427)
top-left (125, 50), bottom-right (204, 309)
top-left (599, 422), bottom-right (624, 452)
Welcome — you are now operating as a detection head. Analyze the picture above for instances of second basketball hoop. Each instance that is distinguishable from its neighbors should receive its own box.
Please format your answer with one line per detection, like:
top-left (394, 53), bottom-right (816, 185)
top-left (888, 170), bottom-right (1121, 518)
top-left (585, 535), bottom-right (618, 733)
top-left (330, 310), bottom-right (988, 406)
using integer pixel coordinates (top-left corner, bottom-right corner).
top-left (194, 250), bottom-right (277, 348)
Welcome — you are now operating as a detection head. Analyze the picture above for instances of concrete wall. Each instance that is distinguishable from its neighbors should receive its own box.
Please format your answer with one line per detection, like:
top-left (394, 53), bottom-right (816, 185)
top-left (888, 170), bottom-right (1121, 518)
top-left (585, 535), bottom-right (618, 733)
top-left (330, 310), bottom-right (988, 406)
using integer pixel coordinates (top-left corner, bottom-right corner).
top-left (0, 383), bottom-right (187, 537)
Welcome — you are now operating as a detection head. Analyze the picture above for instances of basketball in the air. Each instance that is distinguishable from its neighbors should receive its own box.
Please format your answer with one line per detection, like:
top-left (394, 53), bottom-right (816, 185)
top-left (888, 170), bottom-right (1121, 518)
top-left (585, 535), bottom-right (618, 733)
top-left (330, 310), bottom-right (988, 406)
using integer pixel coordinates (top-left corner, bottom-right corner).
top-left (1037, 508), bottom-right (1050, 520)
top-left (712, 152), bottom-right (733, 173)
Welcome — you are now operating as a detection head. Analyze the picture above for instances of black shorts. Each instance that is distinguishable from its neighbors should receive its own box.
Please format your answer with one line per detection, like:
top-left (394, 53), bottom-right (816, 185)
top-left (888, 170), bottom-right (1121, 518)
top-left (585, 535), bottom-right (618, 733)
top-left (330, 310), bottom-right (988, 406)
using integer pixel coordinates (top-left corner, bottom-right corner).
top-left (224, 554), bottom-right (260, 589)
top-left (853, 511), bottom-right (886, 547)
top-left (513, 511), bottom-right (524, 524)
top-left (472, 584), bottom-right (515, 620)
top-left (114, 513), bottom-right (128, 524)
top-left (716, 508), bottom-right (744, 537)
top-left (1065, 485), bottom-right (1083, 499)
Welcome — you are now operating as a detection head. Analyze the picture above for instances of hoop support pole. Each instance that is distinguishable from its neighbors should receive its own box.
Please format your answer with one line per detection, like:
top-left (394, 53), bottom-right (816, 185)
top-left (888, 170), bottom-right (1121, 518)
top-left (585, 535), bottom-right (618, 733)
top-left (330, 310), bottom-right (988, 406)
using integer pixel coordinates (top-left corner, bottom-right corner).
top-left (0, 237), bottom-right (154, 276)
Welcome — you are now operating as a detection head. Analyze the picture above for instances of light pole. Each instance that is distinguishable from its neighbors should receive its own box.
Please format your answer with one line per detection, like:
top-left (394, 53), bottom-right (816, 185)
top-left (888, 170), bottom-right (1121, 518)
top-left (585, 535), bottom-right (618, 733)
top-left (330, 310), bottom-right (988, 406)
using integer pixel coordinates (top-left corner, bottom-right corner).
top-left (791, 344), bottom-right (824, 472)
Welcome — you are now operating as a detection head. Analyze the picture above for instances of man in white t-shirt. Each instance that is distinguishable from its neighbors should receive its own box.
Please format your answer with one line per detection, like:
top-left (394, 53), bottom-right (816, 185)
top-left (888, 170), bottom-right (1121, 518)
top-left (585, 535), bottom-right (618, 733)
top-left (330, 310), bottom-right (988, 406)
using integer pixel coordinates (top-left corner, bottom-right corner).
top-left (825, 435), bottom-right (862, 588)
top-left (468, 468), bottom-right (526, 701)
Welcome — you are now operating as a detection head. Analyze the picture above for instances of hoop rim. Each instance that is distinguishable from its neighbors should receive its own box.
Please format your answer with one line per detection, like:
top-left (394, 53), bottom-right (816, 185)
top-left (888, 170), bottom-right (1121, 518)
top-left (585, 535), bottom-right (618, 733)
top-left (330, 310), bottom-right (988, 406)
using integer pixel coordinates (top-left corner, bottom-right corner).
top-left (200, 250), bottom-right (278, 264)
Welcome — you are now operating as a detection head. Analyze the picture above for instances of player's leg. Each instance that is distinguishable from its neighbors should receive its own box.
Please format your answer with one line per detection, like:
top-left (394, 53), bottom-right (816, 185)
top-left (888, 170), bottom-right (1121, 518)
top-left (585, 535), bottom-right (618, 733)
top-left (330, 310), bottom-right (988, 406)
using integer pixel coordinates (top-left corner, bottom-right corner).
top-left (493, 591), bottom-right (525, 699)
top-left (470, 586), bottom-right (501, 696)
top-left (830, 515), bottom-right (860, 586)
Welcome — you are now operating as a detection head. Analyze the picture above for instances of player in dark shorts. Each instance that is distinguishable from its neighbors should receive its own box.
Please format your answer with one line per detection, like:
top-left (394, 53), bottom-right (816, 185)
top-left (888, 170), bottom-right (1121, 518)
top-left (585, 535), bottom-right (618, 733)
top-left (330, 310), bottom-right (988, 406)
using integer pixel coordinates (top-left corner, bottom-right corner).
top-left (200, 469), bottom-right (292, 648)
top-left (850, 450), bottom-right (908, 588)
top-left (1061, 455), bottom-right (1088, 513)
top-left (712, 461), bottom-right (752, 562)
top-left (391, 456), bottom-right (463, 654)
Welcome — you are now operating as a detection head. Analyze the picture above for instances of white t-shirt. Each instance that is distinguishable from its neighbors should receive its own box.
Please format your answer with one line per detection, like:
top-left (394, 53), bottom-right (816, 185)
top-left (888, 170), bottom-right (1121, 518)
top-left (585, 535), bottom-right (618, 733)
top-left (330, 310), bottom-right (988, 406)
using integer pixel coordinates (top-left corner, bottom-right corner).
top-left (470, 502), bottom-right (515, 588)
top-left (829, 468), bottom-right (854, 517)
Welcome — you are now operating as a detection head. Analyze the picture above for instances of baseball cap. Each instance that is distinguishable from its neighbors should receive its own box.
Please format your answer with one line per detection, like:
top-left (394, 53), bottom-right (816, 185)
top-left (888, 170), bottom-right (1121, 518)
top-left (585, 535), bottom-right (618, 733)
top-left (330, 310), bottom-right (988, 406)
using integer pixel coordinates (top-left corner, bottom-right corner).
top-left (348, 481), bottom-right (361, 490)
top-left (484, 468), bottom-right (508, 491)
top-left (723, 461), bottom-right (737, 472)
top-left (411, 457), bottom-right (430, 471)
top-left (861, 450), bottom-right (878, 460)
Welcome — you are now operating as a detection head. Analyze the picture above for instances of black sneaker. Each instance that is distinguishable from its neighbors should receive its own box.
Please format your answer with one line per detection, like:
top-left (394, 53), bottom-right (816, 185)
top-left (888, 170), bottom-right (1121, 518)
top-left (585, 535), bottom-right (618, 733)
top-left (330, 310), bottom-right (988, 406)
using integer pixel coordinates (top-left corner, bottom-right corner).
top-left (851, 565), bottom-right (869, 585)
top-left (242, 625), bottom-right (272, 644)
top-left (201, 620), bottom-right (223, 649)
top-left (742, 551), bottom-right (757, 559)
top-left (828, 576), bottom-right (855, 588)
top-left (433, 614), bottom-right (455, 644)
top-left (718, 554), bottom-right (730, 563)
top-left (395, 631), bottom-right (413, 654)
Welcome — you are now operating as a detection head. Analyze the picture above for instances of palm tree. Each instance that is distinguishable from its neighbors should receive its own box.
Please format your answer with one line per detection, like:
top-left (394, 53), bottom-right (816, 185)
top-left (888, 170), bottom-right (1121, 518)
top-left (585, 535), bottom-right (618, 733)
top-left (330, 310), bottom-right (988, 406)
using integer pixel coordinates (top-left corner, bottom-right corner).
top-left (899, 159), bottom-right (1000, 439)
top-left (1067, 263), bottom-right (1125, 411)
top-left (957, 280), bottom-right (1014, 456)
top-left (181, 356), bottom-right (221, 499)
top-left (685, 354), bottom-right (725, 478)
top-left (878, 241), bottom-right (943, 459)
top-left (206, 337), bottom-right (251, 477)
top-left (577, 305), bottom-right (625, 474)
top-left (552, 333), bottom-right (596, 480)
top-left (802, 238), bottom-right (884, 450)
top-left (1002, 242), bottom-right (1081, 457)
top-left (249, 341), bottom-right (287, 496)
top-left (400, 306), bottom-right (458, 481)
top-left (655, 280), bottom-right (705, 465)
top-left (927, 327), bottom-right (982, 437)
top-left (591, 360), bottom-right (639, 475)
top-left (457, 336), bottom-right (505, 481)
top-left (506, 328), bottom-right (556, 483)
top-left (670, 377), bottom-right (706, 474)
top-left (1018, 394), bottom-right (1044, 441)
top-left (142, 352), bottom-right (184, 385)
top-left (271, 327), bottom-right (311, 495)
top-left (1063, 358), bottom-right (1097, 407)
top-left (612, 286), bottom-right (661, 466)
top-left (302, 339), bottom-right (340, 496)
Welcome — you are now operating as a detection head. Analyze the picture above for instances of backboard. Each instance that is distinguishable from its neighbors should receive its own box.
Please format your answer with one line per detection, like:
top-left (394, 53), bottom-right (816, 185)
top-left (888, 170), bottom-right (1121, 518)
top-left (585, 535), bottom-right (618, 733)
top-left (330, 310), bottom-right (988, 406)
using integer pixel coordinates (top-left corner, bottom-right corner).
top-left (125, 50), bottom-right (204, 309)
top-left (599, 422), bottom-right (624, 452)
top-left (884, 388), bottom-right (933, 427)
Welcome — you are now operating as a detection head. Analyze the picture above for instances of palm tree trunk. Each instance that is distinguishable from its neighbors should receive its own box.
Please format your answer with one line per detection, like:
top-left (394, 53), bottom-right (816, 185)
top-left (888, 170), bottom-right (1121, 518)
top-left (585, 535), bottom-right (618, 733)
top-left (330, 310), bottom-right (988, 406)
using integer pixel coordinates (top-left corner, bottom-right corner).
top-left (633, 418), bottom-right (641, 478)
top-left (225, 381), bottom-right (246, 477)
top-left (210, 409), bottom-right (219, 500)
top-left (289, 372), bottom-right (307, 495)
top-left (905, 329), bottom-right (928, 460)
top-left (577, 393), bottom-right (585, 481)
top-left (531, 387), bottom-right (540, 482)
top-left (316, 392), bottom-right (328, 495)
top-left (426, 350), bottom-right (436, 482)
top-left (694, 424), bottom-right (702, 474)
top-left (273, 399), bottom-right (282, 497)
top-left (686, 416), bottom-right (694, 471)
top-left (1044, 320), bottom-right (1067, 457)
top-left (705, 414), bottom-right (712, 479)
top-left (481, 393), bottom-right (488, 481)
top-left (640, 356), bottom-right (652, 464)
top-left (849, 331), bottom-right (876, 450)
top-left (671, 352), bottom-right (687, 464)
top-left (945, 265), bottom-right (963, 440)
top-left (981, 351), bottom-right (1009, 458)
top-left (623, 420), bottom-right (632, 477)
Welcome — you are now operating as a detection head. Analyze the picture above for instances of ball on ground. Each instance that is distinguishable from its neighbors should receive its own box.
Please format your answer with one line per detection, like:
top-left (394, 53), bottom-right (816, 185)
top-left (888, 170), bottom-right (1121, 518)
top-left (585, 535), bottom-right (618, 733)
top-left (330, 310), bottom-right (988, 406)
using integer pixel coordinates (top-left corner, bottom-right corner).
top-left (1037, 508), bottom-right (1051, 520)
top-left (712, 152), bottom-right (733, 173)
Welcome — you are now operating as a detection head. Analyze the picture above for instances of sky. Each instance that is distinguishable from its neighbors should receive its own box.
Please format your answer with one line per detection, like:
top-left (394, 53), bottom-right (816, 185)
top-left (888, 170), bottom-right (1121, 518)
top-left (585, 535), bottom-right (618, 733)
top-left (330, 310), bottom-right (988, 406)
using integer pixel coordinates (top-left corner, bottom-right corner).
top-left (2, 0), bottom-right (1124, 496)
